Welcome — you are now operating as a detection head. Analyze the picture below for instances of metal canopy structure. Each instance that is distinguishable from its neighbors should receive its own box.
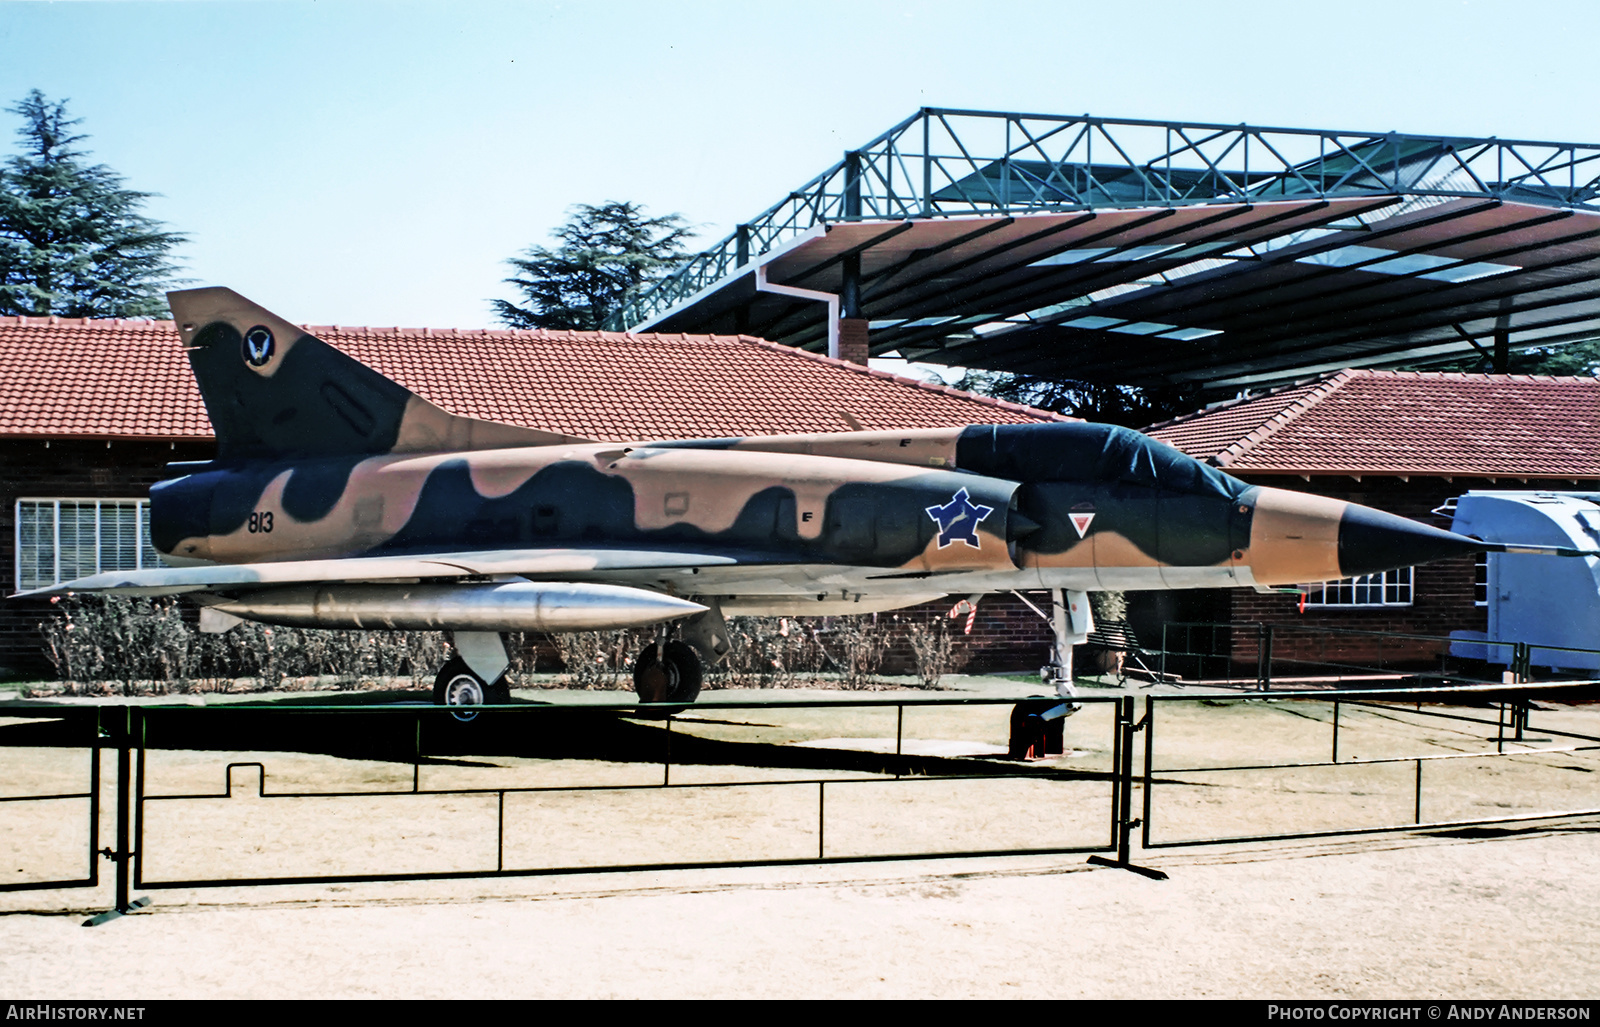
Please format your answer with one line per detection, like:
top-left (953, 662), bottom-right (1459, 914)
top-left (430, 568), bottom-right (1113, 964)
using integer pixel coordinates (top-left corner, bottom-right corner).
top-left (614, 108), bottom-right (1600, 394)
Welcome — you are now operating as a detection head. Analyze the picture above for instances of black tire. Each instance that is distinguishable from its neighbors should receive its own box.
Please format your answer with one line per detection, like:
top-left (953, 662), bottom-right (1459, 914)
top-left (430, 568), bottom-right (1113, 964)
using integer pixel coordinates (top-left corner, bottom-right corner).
top-left (433, 656), bottom-right (490, 721)
top-left (632, 640), bottom-right (702, 706)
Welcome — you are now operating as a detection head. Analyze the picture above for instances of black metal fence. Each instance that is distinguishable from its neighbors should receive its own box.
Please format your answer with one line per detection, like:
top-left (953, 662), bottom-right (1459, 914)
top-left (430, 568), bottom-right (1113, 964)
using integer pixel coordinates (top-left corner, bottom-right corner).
top-left (1140, 682), bottom-right (1600, 849)
top-left (0, 707), bottom-right (102, 893)
top-left (1159, 622), bottom-right (1600, 690)
top-left (4, 651), bottom-right (1597, 923)
top-left (0, 695), bottom-right (1135, 915)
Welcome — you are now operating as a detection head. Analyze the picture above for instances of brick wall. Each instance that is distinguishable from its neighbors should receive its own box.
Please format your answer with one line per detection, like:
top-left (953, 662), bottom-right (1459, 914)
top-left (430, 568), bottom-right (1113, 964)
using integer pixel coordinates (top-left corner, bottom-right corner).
top-left (1220, 474), bottom-right (1586, 672)
top-left (886, 592), bottom-right (1053, 675)
top-left (0, 437), bottom-right (215, 678)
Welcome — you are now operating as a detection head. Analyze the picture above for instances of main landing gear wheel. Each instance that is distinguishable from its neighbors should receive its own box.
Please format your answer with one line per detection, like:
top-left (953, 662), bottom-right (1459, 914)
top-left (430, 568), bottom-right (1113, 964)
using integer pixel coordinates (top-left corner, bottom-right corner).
top-left (631, 640), bottom-right (703, 708)
top-left (433, 656), bottom-right (511, 722)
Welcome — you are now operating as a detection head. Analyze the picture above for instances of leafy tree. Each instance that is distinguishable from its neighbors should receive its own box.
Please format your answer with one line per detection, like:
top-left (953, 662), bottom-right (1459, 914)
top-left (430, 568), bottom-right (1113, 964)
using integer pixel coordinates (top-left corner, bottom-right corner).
top-left (1410, 338), bottom-right (1600, 377)
top-left (0, 90), bottom-right (185, 318)
top-left (954, 370), bottom-right (1200, 428)
top-left (493, 201), bottom-right (693, 331)
top-left (962, 335), bottom-right (1600, 431)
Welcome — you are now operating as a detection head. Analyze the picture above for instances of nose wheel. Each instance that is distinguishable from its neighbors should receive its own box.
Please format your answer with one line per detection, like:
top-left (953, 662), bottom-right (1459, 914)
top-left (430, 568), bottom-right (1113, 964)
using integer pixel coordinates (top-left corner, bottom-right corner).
top-left (433, 656), bottom-right (511, 721)
top-left (632, 640), bottom-right (703, 706)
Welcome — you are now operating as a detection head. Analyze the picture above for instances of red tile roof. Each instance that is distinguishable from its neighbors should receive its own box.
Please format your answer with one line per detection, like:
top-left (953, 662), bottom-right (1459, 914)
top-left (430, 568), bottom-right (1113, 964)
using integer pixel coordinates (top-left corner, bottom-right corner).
top-left (0, 317), bottom-right (1065, 442)
top-left (1147, 369), bottom-right (1600, 479)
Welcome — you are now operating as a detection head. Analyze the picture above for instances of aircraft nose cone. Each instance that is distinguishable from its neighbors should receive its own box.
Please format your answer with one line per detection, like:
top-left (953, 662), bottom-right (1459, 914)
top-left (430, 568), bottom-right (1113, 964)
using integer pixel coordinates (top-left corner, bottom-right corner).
top-left (1338, 504), bottom-right (1482, 578)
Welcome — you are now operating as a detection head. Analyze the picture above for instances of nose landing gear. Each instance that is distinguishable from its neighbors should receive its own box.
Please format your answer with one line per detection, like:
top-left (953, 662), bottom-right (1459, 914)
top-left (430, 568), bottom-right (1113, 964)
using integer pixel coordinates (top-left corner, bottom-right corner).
top-left (630, 601), bottom-right (723, 709)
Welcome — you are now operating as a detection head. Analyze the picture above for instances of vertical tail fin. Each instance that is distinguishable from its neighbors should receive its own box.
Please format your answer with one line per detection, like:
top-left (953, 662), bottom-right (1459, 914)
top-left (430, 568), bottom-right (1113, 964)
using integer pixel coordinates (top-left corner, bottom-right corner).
top-left (169, 287), bottom-right (584, 462)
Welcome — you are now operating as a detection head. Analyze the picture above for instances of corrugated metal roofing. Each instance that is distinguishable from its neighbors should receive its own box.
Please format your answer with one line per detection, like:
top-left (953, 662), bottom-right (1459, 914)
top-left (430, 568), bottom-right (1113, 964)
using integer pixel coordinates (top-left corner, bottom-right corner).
top-left (0, 317), bottom-right (1064, 442)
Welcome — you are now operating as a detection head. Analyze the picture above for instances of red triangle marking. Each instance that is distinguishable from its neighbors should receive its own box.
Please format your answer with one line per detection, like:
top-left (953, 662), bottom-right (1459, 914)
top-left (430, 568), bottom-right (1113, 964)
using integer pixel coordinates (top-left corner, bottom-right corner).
top-left (1069, 512), bottom-right (1095, 538)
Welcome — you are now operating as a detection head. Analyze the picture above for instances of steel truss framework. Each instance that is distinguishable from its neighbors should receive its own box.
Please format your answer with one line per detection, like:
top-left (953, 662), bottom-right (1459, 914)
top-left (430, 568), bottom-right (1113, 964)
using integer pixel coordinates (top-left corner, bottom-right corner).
top-left (615, 108), bottom-right (1600, 392)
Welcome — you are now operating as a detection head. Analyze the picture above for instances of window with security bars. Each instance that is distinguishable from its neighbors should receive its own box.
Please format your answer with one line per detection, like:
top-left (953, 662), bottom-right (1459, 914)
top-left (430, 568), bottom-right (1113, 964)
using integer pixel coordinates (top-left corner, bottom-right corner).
top-left (1301, 566), bottom-right (1413, 608)
top-left (14, 499), bottom-right (166, 591)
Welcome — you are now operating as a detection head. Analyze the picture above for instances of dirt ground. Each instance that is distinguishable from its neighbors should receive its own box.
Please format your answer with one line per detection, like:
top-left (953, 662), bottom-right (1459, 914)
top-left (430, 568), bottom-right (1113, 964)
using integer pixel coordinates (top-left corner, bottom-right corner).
top-left (1, 677), bottom-right (1596, 1000)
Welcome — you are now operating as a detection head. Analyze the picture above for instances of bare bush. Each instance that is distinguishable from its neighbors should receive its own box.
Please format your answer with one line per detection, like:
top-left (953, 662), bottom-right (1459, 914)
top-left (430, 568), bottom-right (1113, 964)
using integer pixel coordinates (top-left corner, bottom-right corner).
top-left (551, 629), bottom-right (646, 689)
top-left (812, 615), bottom-right (887, 689)
top-left (39, 594), bottom-right (192, 695)
top-left (407, 631), bottom-right (449, 689)
top-left (896, 614), bottom-right (967, 689)
top-left (711, 617), bottom-right (825, 689)
top-left (37, 596), bottom-right (914, 695)
top-left (37, 596), bottom-right (447, 694)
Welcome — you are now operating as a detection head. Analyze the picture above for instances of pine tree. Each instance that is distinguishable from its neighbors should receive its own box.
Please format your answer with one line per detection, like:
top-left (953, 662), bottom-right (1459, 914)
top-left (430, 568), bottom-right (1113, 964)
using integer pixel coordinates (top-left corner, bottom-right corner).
top-left (494, 201), bottom-right (692, 331)
top-left (0, 90), bottom-right (185, 318)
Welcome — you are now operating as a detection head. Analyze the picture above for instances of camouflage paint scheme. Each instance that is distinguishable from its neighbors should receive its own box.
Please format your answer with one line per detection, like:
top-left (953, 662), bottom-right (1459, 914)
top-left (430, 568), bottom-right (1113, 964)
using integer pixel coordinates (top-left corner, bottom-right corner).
top-left (21, 288), bottom-right (1481, 622)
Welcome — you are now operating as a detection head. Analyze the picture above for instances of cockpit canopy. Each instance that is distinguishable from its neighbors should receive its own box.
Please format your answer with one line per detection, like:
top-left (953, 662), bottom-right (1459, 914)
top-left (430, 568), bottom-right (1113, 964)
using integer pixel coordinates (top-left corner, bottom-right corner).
top-left (955, 423), bottom-right (1248, 499)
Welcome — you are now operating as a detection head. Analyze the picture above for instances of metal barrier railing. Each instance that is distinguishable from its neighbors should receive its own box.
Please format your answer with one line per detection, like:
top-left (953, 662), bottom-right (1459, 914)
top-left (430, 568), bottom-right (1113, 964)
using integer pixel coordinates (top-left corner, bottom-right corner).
top-left (1158, 622), bottom-right (1600, 690)
top-left (7, 671), bottom-right (1598, 922)
top-left (1141, 681), bottom-right (1600, 850)
top-left (117, 695), bottom-right (1125, 898)
top-left (0, 707), bottom-right (102, 894)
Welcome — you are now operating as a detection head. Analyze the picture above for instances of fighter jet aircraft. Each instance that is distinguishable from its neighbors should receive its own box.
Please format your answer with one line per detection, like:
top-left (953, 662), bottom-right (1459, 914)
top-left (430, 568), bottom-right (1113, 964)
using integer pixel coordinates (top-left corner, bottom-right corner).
top-left (15, 287), bottom-right (1513, 713)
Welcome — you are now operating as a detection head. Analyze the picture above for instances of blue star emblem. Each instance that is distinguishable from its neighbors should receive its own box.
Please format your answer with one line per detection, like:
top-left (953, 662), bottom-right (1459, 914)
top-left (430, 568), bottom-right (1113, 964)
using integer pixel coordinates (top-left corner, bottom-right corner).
top-left (925, 488), bottom-right (994, 549)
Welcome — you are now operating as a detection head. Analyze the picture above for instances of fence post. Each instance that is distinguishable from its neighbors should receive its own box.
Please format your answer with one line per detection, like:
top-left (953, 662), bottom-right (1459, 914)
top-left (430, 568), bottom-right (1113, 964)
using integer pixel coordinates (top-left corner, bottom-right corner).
top-left (1117, 697), bottom-right (1132, 861)
top-left (1089, 696), bottom-right (1167, 880)
top-left (1141, 697), bottom-right (1155, 850)
top-left (818, 782), bottom-right (826, 860)
top-left (83, 705), bottom-right (149, 926)
top-left (1510, 642), bottom-right (1531, 683)
top-left (1258, 624), bottom-right (1275, 691)
top-left (114, 708), bottom-right (131, 914)
top-left (1106, 697), bottom-right (1123, 847)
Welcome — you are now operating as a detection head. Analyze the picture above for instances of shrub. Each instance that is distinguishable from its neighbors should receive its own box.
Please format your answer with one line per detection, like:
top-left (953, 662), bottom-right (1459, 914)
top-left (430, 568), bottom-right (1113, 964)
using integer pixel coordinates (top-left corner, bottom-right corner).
top-left (896, 614), bottom-right (968, 689)
top-left (550, 628), bottom-right (646, 690)
top-left (711, 617), bottom-right (826, 689)
top-left (37, 595), bottom-right (448, 694)
top-left (811, 615), bottom-right (886, 689)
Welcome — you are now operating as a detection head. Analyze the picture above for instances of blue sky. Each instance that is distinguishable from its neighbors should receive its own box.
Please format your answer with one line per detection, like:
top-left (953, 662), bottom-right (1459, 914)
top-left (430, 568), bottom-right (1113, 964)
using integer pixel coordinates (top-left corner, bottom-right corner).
top-left (2, 0), bottom-right (1597, 330)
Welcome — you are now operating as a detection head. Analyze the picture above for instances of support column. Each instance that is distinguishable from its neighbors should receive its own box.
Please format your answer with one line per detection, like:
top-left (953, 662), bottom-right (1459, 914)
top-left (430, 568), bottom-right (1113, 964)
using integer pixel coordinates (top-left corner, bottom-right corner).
top-left (1047, 588), bottom-right (1093, 700)
top-left (837, 249), bottom-right (867, 365)
top-left (836, 319), bottom-right (869, 365)
top-left (734, 225), bottom-right (752, 335)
